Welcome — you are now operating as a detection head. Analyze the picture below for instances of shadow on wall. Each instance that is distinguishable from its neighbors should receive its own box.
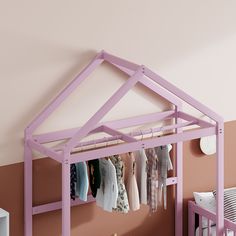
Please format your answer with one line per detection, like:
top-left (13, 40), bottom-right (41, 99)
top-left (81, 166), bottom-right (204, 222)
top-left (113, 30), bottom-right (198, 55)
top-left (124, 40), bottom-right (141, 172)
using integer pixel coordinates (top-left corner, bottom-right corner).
top-left (189, 139), bottom-right (205, 158)
top-left (3, 47), bottom-right (97, 165)
top-left (120, 215), bottom-right (151, 236)
top-left (121, 215), bottom-right (169, 236)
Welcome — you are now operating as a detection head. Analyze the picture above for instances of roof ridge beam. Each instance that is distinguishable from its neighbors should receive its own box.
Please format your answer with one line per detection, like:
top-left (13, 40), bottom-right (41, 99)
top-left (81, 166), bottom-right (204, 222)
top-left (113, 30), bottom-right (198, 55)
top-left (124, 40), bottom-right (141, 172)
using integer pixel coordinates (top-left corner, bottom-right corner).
top-left (103, 51), bottom-right (140, 72)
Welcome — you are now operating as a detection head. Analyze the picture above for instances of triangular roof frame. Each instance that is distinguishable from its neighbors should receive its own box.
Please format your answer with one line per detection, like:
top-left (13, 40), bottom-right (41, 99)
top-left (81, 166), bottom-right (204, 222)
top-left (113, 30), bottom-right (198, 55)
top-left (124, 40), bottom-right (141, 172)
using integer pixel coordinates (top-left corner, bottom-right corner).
top-left (24, 50), bottom-right (225, 236)
top-left (26, 50), bottom-right (223, 153)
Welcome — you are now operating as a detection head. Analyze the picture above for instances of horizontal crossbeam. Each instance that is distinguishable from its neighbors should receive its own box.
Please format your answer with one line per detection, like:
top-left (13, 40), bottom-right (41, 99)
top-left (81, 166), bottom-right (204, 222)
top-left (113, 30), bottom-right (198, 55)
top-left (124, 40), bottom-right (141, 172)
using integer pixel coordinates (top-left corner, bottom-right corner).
top-left (27, 139), bottom-right (62, 162)
top-left (33, 177), bottom-right (178, 215)
top-left (70, 126), bottom-right (216, 164)
top-left (33, 110), bottom-right (175, 144)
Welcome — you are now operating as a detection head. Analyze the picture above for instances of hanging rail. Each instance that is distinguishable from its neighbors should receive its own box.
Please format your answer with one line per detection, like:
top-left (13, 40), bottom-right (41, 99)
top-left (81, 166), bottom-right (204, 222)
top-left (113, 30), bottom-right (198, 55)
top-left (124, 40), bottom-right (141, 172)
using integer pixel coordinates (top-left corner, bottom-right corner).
top-left (52, 119), bottom-right (198, 152)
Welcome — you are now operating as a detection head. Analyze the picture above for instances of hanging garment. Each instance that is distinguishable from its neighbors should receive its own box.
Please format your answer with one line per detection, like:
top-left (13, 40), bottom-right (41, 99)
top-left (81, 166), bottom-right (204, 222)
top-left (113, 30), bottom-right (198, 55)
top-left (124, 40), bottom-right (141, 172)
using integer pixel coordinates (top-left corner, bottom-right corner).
top-left (88, 159), bottom-right (101, 198)
top-left (145, 148), bottom-right (158, 213)
top-left (124, 152), bottom-right (140, 211)
top-left (70, 164), bottom-right (77, 200)
top-left (110, 155), bottom-right (129, 213)
top-left (155, 145), bottom-right (173, 210)
top-left (167, 144), bottom-right (173, 170)
top-left (96, 158), bottom-right (118, 212)
top-left (75, 162), bottom-right (89, 201)
top-left (134, 149), bottom-right (148, 205)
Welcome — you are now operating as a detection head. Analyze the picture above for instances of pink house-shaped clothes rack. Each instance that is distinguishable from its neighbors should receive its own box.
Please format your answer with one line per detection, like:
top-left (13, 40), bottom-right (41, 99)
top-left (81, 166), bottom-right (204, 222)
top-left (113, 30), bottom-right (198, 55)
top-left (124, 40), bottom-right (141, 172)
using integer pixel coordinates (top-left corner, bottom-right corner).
top-left (24, 50), bottom-right (224, 236)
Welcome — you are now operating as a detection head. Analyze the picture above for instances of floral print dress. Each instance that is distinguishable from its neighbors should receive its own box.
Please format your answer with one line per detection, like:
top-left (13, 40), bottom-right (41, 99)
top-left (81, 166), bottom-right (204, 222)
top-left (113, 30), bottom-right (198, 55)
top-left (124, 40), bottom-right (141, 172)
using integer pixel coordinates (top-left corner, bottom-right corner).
top-left (110, 155), bottom-right (130, 213)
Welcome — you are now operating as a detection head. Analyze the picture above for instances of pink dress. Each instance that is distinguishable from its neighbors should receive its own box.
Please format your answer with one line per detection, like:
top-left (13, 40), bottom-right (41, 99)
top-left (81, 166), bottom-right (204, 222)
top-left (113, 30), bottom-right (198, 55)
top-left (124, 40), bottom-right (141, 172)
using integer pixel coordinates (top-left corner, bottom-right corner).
top-left (122, 152), bottom-right (140, 211)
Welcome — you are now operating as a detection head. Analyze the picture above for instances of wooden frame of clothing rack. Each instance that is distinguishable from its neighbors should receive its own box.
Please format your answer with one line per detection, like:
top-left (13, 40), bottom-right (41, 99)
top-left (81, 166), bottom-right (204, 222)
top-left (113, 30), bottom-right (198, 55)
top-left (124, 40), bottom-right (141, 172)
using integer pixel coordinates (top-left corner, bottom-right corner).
top-left (24, 50), bottom-right (224, 236)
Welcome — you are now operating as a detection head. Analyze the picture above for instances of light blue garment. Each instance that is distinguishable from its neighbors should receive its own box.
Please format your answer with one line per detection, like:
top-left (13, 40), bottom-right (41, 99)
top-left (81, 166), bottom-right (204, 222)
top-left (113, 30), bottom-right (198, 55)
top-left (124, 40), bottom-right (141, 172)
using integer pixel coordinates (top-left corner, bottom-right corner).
top-left (75, 162), bottom-right (89, 201)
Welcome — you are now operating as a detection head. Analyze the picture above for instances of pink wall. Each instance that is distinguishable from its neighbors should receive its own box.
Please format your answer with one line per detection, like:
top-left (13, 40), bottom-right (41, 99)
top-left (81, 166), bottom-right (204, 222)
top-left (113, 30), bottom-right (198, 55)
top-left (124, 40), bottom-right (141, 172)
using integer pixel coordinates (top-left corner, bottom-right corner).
top-left (0, 121), bottom-right (235, 235)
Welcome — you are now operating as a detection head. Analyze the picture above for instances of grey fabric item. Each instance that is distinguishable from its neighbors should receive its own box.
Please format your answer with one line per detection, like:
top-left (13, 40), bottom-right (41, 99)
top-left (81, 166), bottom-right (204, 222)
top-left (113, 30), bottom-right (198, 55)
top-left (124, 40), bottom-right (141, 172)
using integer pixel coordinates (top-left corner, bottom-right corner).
top-left (155, 145), bottom-right (173, 210)
top-left (75, 162), bottom-right (89, 201)
top-left (145, 148), bottom-right (158, 213)
top-left (213, 187), bottom-right (236, 222)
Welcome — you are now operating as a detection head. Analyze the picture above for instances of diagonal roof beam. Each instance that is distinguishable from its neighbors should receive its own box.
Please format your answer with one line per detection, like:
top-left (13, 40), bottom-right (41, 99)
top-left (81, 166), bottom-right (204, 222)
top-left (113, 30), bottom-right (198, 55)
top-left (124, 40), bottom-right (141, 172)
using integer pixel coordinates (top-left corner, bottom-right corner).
top-left (105, 61), bottom-right (182, 107)
top-left (26, 51), bottom-right (104, 135)
top-left (103, 51), bottom-right (222, 122)
top-left (144, 67), bottom-right (223, 122)
top-left (65, 67), bottom-right (143, 151)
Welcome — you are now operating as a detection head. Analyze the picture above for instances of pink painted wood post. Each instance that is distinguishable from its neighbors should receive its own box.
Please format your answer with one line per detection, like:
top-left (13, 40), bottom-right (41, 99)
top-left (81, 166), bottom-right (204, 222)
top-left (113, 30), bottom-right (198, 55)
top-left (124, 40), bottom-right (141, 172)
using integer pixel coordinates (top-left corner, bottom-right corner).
top-left (24, 134), bottom-right (33, 236)
top-left (199, 215), bottom-right (203, 235)
top-left (188, 202), bottom-right (195, 236)
top-left (216, 121), bottom-right (224, 235)
top-left (175, 106), bottom-right (183, 236)
top-left (62, 151), bottom-right (71, 236)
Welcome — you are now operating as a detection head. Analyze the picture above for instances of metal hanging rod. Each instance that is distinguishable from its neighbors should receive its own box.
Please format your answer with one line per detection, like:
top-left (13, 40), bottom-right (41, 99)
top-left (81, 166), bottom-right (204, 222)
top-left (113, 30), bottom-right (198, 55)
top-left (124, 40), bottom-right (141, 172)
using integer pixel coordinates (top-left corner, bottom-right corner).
top-left (52, 119), bottom-right (197, 152)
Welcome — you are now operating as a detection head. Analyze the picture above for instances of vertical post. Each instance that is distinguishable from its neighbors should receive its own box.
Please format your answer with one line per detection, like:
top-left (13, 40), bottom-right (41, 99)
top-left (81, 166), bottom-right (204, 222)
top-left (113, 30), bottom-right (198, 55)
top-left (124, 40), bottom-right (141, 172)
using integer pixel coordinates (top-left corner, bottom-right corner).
top-left (188, 202), bottom-right (195, 236)
top-left (175, 105), bottom-right (183, 236)
top-left (62, 150), bottom-right (71, 236)
top-left (216, 122), bottom-right (224, 235)
top-left (24, 134), bottom-right (33, 236)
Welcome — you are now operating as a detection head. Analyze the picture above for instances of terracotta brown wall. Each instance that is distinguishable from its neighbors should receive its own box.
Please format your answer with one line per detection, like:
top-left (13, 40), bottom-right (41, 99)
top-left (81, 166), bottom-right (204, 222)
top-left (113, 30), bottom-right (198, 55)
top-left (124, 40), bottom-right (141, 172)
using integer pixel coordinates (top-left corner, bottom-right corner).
top-left (0, 121), bottom-right (235, 236)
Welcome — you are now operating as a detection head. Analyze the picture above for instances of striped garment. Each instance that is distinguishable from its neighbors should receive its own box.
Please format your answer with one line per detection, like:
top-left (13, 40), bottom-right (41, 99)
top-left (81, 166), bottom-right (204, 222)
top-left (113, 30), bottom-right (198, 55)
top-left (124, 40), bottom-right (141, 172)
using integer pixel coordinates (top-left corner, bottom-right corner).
top-left (155, 145), bottom-right (173, 210)
top-left (213, 187), bottom-right (236, 222)
top-left (145, 148), bottom-right (158, 213)
top-left (70, 164), bottom-right (77, 200)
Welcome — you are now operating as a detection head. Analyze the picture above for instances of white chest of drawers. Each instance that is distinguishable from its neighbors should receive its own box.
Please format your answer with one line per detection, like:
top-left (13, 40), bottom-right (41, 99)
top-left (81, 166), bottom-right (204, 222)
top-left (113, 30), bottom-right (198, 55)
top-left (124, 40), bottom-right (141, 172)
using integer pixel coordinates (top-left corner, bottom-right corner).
top-left (0, 208), bottom-right (9, 236)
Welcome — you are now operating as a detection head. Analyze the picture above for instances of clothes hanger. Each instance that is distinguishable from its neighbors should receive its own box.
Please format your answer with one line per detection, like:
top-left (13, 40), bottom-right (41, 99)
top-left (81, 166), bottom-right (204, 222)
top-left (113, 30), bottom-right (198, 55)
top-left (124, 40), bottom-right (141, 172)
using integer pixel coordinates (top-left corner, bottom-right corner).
top-left (140, 130), bottom-right (144, 141)
top-left (116, 135), bottom-right (119, 145)
top-left (105, 137), bottom-right (108, 147)
top-left (104, 137), bottom-right (110, 160)
top-left (78, 143), bottom-right (83, 152)
top-left (93, 139), bottom-right (97, 149)
top-left (151, 128), bottom-right (154, 139)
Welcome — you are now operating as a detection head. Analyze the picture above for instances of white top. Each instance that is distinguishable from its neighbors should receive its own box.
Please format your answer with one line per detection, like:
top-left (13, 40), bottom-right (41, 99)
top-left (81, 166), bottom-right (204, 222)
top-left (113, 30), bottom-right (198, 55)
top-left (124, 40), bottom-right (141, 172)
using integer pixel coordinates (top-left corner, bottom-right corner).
top-left (134, 149), bottom-right (147, 205)
top-left (96, 159), bottom-right (118, 212)
top-left (0, 208), bottom-right (9, 218)
top-left (0, 208), bottom-right (9, 236)
top-left (126, 152), bottom-right (140, 211)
